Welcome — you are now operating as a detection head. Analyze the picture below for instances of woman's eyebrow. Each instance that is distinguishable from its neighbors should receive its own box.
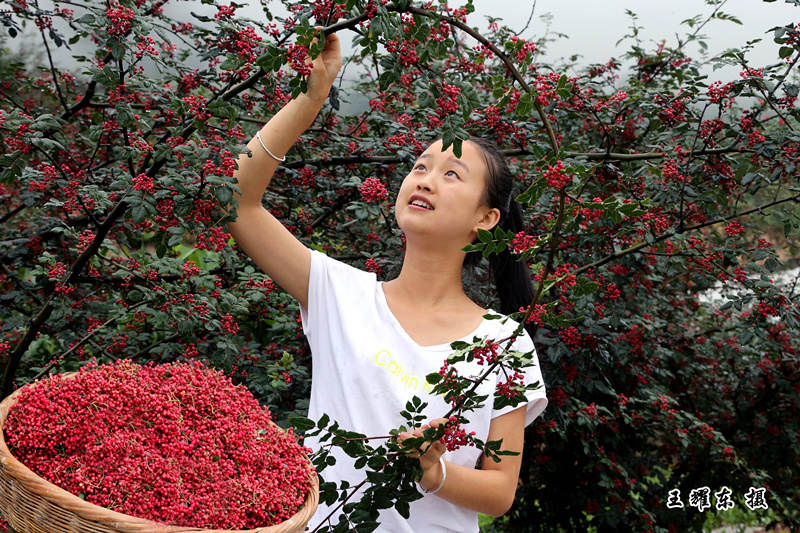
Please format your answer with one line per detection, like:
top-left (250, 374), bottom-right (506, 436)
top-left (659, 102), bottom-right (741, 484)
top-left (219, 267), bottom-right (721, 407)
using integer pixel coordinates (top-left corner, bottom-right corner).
top-left (416, 153), bottom-right (471, 174)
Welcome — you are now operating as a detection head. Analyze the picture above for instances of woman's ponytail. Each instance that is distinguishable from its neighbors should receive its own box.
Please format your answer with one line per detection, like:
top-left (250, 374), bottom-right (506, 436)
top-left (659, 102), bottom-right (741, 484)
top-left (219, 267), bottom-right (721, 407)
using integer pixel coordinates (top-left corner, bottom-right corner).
top-left (460, 136), bottom-right (536, 341)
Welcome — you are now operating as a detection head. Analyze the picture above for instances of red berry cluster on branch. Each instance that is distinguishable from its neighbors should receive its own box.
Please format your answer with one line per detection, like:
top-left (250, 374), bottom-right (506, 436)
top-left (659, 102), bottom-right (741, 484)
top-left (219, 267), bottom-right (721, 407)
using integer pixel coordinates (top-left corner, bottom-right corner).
top-left (286, 43), bottom-right (312, 77)
top-left (496, 371), bottom-right (525, 401)
top-left (510, 231), bottom-right (537, 254)
top-left (438, 415), bottom-right (476, 451)
top-left (543, 160), bottom-right (572, 189)
top-left (105, 1), bottom-right (134, 37)
top-left (435, 84), bottom-right (461, 117)
top-left (473, 340), bottom-right (500, 365)
top-left (365, 257), bottom-right (384, 276)
top-left (358, 177), bottom-right (388, 203)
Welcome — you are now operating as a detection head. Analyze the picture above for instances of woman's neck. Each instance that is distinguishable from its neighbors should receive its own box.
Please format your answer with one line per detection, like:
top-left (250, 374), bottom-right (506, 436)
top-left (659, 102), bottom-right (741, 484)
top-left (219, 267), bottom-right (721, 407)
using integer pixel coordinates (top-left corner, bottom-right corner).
top-left (383, 243), bottom-right (472, 311)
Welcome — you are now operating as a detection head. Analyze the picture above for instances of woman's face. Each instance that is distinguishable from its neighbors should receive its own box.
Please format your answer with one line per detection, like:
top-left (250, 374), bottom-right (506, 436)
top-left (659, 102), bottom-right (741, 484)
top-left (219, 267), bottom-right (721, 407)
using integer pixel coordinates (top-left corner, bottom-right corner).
top-left (394, 139), bottom-right (500, 250)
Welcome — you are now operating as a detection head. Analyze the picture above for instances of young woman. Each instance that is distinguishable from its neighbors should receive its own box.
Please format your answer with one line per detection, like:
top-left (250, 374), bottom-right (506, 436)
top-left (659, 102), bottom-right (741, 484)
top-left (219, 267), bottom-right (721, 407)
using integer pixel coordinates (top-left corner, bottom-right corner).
top-left (226, 28), bottom-right (548, 533)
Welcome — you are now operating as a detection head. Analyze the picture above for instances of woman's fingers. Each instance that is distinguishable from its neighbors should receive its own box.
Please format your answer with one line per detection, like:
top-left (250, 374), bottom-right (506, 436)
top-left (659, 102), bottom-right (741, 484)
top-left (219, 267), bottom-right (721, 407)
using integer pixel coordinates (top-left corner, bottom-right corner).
top-left (321, 38), bottom-right (342, 76)
top-left (397, 432), bottom-right (420, 458)
top-left (300, 26), bottom-right (341, 102)
top-left (398, 419), bottom-right (447, 446)
top-left (429, 417), bottom-right (449, 428)
top-left (321, 28), bottom-right (341, 56)
top-left (305, 26), bottom-right (341, 89)
top-left (433, 439), bottom-right (446, 455)
top-left (309, 26), bottom-right (341, 68)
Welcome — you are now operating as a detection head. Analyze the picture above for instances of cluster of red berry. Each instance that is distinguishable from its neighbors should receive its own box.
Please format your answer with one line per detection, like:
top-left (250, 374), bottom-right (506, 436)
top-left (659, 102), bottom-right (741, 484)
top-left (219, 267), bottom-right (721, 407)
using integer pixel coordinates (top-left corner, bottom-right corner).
top-left (543, 160), bottom-right (572, 189)
top-left (358, 177), bottom-right (389, 203)
top-left (105, 1), bottom-right (134, 37)
top-left (439, 416), bottom-right (476, 451)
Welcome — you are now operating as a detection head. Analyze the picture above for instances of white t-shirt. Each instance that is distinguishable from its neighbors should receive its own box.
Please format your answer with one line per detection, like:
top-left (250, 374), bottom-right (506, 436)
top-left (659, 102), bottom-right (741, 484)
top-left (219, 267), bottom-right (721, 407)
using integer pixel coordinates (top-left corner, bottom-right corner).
top-left (299, 248), bottom-right (548, 533)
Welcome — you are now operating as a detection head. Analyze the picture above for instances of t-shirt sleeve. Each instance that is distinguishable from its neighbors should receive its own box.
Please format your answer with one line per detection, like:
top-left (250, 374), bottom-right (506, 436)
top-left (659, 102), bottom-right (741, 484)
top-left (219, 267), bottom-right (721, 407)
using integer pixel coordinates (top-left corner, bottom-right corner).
top-left (299, 248), bottom-right (334, 346)
top-left (298, 248), bottom-right (371, 350)
top-left (491, 327), bottom-right (548, 427)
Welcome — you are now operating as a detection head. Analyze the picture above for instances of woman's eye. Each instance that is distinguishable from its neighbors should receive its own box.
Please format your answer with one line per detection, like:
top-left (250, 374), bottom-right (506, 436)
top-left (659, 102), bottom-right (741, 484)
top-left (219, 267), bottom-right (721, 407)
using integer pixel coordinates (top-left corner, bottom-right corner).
top-left (413, 164), bottom-right (458, 179)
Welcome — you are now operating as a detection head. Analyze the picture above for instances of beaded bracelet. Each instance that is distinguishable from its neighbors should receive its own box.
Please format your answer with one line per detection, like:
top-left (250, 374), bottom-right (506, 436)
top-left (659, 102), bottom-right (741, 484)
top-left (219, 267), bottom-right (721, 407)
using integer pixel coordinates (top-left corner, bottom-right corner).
top-left (255, 130), bottom-right (286, 162)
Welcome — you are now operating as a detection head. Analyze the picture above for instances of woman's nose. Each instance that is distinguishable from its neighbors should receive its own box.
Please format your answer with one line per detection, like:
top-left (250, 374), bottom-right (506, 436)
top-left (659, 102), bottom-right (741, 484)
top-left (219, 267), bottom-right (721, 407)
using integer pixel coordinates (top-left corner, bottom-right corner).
top-left (416, 172), bottom-right (434, 191)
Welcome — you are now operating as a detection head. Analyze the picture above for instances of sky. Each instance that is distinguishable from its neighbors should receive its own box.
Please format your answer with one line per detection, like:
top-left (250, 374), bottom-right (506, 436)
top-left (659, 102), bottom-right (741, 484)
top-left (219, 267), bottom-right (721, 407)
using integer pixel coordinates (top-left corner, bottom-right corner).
top-left (3, 1), bottom-right (798, 87)
top-left (463, 0), bottom-right (798, 70)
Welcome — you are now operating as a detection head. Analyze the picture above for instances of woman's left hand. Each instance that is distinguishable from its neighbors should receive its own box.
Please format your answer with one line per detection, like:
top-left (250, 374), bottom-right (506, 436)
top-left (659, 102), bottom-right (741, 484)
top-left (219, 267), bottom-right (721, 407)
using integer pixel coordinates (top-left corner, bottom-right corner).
top-left (397, 417), bottom-right (448, 489)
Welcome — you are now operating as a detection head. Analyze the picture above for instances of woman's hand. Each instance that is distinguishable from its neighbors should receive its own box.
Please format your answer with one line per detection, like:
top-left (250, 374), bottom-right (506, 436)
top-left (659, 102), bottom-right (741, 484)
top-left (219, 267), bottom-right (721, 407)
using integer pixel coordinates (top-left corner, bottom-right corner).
top-left (397, 417), bottom-right (449, 490)
top-left (304, 26), bottom-right (342, 104)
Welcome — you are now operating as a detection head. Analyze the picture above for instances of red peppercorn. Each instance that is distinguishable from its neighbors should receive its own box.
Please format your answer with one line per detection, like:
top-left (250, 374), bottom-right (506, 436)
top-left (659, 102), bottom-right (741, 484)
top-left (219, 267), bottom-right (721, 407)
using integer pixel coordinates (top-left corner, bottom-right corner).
top-left (4, 358), bottom-right (313, 529)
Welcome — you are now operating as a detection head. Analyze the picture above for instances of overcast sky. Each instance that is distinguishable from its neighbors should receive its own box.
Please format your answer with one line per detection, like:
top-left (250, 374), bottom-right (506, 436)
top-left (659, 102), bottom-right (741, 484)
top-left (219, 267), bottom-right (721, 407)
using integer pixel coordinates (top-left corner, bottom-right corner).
top-left (4, 1), bottom-right (798, 87)
top-left (465, 0), bottom-right (797, 69)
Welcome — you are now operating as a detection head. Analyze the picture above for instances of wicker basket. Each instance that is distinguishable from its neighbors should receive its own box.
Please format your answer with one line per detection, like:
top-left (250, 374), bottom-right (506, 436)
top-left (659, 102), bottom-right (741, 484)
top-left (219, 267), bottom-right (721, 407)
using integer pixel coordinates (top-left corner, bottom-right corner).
top-left (0, 372), bottom-right (319, 533)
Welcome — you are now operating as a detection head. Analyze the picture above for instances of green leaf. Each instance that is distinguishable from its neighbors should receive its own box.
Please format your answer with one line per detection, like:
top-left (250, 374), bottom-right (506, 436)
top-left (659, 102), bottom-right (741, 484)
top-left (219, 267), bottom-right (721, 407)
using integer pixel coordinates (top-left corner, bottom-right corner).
top-left (573, 279), bottom-right (600, 297)
top-left (764, 257), bottom-right (780, 272)
top-left (76, 13), bottom-right (96, 24)
top-left (441, 129), bottom-right (454, 150)
top-left (108, 38), bottom-right (126, 61)
top-left (356, 521), bottom-right (381, 533)
top-left (320, 481), bottom-right (338, 505)
top-left (30, 137), bottom-right (66, 152)
top-left (131, 204), bottom-right (147, 224)
top-left (342, 440), bottom-right (366, 457)
top-left (395, 499), bottom-right (411, 519)
top-left (418, 92), bottom-right (432, 108)
top-left (215, 186), bottom-right (232, 204)
top-left (452, 137), bottom-right (463, 158)
top-left (378, 70), bottom-right (396, 91)
top-left (477, 228), bottom-right (492, 243)
top-left (516, 177), bottom-right (547, 206)
top-left (367, 455), bottom-right (386, 470)
top-left (515, 92), bottom-right (533, 117)
top-left (289, 416), bottom-right (315, 431)
top-left (425, 372), bottom-right (442, 384)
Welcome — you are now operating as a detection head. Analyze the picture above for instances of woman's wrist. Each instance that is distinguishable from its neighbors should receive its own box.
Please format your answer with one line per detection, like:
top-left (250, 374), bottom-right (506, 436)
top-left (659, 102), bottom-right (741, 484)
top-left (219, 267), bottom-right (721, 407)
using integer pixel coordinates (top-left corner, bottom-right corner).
top-left (295, 88), bottom-right (328, 109)
top-left (419, 456), bottom-right (446, 493)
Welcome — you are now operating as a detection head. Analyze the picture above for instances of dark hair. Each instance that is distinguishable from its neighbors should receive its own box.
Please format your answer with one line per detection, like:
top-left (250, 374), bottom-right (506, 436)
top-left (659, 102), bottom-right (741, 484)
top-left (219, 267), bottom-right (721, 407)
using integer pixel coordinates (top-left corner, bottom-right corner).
top-left (451, 136), bottom-right (536, 341)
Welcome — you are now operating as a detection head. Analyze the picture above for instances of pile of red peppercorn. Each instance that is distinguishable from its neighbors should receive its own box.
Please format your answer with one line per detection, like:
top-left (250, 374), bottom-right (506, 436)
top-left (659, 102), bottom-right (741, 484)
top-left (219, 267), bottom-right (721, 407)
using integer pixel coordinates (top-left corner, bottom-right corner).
top-left (3, 358), bottom-right (313, 529)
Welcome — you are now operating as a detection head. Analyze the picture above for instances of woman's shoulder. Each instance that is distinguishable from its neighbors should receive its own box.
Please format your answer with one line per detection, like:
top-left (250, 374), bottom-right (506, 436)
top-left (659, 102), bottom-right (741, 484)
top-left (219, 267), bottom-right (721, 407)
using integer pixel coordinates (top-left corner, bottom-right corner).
top-left (311, 248), bottom-right (376, 281)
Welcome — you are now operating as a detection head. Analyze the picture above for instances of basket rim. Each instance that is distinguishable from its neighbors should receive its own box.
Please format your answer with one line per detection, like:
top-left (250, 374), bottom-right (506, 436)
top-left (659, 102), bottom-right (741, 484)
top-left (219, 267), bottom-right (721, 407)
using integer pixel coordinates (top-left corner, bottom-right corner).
top-left (0, 370), bottom-right (319, 533)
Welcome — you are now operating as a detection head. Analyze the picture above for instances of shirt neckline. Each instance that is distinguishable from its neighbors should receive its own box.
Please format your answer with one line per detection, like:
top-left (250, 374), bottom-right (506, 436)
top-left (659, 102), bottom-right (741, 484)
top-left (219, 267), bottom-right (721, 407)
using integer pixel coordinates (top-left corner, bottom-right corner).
top-left (377, 281), bottom-right (492, 351)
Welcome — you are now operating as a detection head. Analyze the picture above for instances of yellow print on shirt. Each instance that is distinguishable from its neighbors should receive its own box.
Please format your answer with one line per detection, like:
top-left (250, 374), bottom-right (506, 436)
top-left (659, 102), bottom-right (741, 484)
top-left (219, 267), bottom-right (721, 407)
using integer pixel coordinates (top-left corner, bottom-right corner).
top-left (374, 349), bottom-right (435, 394)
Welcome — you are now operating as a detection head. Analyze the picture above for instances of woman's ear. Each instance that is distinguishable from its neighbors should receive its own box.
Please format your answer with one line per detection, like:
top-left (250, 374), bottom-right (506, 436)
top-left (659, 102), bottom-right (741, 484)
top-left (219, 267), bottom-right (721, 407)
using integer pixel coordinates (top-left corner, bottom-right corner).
top-left (473, 206), bottom-right (502, 234)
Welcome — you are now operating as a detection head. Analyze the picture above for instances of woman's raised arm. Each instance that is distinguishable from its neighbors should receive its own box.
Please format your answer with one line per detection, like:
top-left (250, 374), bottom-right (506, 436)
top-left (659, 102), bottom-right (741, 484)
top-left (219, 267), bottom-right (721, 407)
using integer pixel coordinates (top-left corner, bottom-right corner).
top-left (224, 28), bottom-right (341, 310)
